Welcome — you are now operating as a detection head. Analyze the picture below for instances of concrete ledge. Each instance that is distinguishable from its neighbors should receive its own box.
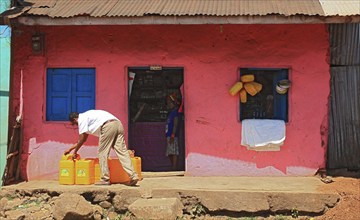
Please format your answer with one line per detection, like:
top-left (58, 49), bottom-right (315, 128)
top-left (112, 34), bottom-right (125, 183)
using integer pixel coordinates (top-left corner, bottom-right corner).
top-left (268, 192), bottom-right (340, 213)
top-left (0, 177), bottom-right (340, 217)
top-left (151, 189), bottom-right (340, 214)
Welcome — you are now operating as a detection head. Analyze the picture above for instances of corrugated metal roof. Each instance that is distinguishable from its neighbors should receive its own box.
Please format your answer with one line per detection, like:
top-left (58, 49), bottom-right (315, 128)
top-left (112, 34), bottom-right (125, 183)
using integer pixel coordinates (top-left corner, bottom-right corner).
top-left (320, 0), bottom-right (360, 16)
top-left (154, 0), bottom-right (324, 16)
top-left (11, 0), bottom-right (350, 18)
top-left (3, 0), bottom-right (359, 21)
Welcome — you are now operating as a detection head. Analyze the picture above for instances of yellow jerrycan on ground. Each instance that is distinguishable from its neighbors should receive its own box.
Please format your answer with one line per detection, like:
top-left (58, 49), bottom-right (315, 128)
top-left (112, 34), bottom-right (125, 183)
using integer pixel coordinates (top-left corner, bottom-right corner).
top-left (85, 158), bottom-right (101, 182)
top-left (75, 158), bottom-right (95, 185)
top-left (59, 154), bottom-right (79, 185)
top-left (94, 158), bottom-right (101, 182)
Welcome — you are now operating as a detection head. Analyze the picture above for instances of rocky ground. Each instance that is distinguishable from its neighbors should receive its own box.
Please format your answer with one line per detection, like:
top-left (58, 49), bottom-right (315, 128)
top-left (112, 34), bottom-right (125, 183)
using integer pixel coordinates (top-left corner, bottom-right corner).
top-left (0, 176), bottom-right (358, 220)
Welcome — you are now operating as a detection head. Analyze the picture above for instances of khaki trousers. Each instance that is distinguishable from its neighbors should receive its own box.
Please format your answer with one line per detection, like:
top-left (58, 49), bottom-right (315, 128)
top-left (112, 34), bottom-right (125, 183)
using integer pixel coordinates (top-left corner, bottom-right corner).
top-left (98, 120), bottom-right (138, 182)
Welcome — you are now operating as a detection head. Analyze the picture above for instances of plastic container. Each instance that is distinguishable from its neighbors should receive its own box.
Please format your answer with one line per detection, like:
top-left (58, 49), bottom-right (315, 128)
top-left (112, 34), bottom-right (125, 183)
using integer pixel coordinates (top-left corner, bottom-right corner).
top-left (59, 154), bottom-right (79, 185)
top-left (85, 158), bottom-right (101, 182)
top-left (75, 159), bottom-right (95, 185)
top-left (109, 156), bottom-right (142, 183)
top-left (94, 158), bottom-right (101, 182)
top-left (132, 156), bottom-right (142, 180)
top-left (276, 79), bottom-right (291, 94)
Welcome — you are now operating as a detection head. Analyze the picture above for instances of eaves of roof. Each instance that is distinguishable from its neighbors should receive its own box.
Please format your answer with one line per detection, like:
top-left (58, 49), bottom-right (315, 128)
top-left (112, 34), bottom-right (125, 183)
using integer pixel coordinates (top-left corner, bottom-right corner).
top-left (1, 0), bottom-right (360, 25)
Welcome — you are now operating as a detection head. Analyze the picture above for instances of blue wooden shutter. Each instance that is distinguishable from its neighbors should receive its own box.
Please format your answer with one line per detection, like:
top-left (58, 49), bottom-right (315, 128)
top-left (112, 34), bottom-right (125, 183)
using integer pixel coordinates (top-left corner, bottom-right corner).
top-left (47, 68), bottom-right (95, 121)
top-left (46, 69), bottom-right (72, 121)
top-left (272, 69), bottom-right (288, 122)
top-left (72, 68), bottom-right (95, 113)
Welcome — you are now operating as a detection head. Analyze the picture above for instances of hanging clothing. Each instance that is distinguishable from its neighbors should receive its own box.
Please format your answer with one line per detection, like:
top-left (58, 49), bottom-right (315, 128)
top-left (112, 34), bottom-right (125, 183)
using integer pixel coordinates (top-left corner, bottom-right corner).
top-left (241, 119), bottom-right (285, 151)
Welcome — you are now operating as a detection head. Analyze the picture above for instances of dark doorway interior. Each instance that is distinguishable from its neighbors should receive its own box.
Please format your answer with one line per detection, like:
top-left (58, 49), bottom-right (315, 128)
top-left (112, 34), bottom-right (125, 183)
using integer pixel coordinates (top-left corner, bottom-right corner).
top-left (128, 67), bottom-right (185, 171)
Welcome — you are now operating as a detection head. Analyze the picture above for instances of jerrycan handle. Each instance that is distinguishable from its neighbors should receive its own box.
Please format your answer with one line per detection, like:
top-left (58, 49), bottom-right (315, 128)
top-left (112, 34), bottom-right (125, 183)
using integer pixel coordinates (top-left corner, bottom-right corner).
top-left (62, 154), bottom-right (80, 160)
top-left (128, 150), bottom-right (135, 158)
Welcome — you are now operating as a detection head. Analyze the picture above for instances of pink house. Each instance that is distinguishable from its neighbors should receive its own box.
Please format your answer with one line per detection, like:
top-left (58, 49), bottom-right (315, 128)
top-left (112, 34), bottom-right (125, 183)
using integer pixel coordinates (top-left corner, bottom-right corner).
top-left (3, 0), bottom-right (359, 181)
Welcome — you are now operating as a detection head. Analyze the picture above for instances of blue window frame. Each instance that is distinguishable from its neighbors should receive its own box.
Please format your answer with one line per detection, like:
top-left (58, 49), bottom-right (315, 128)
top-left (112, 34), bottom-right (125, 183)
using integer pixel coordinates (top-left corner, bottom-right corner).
top-left (240, 68), bottom-right (289, 122)
top-left (46, 68), bottom-right (95, 121)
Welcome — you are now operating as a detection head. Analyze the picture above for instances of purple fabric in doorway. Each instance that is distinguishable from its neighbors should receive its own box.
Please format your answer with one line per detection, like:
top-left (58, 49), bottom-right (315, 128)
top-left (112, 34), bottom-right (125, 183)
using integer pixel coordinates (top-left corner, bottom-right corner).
top-left (130, 121), bottom-right (185, 172)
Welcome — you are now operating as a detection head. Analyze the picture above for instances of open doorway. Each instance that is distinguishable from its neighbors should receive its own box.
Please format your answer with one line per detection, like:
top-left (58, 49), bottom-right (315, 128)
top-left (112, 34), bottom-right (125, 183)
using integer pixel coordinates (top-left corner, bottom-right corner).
top-left (128, 67), bottom-right (185, 172)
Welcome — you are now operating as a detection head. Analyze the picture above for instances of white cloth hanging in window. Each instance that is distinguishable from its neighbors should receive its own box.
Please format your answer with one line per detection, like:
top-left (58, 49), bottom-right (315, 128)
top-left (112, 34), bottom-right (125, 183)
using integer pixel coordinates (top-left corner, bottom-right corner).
top-left (241, 119), bottom-right (286, 151)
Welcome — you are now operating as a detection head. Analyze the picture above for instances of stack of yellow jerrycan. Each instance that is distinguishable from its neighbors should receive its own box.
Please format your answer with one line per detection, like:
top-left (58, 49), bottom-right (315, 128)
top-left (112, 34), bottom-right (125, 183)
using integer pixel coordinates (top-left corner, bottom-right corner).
top-left (59, 150), bottom-right (141, 185)
top-left (109, 150), bottom-right (142, 184)
top-left (59, 154), bottom-right (97, 185)
top-left (59, 154), bottom-right (79, 185)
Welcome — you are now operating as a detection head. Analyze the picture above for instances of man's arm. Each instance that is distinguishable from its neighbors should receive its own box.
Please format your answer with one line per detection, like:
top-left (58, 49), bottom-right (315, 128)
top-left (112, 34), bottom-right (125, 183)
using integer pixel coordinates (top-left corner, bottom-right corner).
top-left (64, 133), bottom-right (89, 159)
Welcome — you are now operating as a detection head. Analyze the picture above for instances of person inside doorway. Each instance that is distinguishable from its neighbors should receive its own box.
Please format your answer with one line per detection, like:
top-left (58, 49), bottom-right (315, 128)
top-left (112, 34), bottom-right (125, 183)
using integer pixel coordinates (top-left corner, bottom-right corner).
top-left (165, 93), bottom-right (180, 170)
top-left (64, 110), bottom-right (139, 186)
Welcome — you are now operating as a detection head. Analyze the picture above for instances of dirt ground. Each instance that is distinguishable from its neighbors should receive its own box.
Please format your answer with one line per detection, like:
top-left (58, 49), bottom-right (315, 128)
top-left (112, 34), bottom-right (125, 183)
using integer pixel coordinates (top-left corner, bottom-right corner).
top-left (316, 176), bottom-right (359, 220)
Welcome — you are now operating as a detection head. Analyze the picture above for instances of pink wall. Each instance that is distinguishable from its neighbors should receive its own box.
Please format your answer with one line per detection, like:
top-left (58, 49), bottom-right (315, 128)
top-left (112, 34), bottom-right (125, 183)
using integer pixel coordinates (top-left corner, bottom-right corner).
top-left (10, 24), bottom-right (329, 180)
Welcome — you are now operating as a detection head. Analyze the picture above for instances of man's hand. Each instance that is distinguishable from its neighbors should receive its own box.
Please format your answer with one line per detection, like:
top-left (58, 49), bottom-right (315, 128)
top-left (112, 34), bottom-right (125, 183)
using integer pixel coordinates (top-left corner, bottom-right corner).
top-left (64, 144), bottom-right (77, 155)
top-left (65, 133), bottom-right (88, 158)
top-left (64, 148), bottom-right (72, 155)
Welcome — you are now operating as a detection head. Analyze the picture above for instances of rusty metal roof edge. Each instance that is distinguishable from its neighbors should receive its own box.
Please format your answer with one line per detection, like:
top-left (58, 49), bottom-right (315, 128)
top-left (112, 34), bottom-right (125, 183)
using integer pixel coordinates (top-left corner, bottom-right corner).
top-left (2, 0), bottom-right (359, 24)
top-left (16, 15), bottom-right (360, 26)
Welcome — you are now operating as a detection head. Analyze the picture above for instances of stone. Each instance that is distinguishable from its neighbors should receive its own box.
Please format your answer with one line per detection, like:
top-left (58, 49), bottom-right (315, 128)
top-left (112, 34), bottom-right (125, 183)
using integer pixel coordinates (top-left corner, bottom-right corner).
top-left (53, 193), bottom-right (94, 220)
top-left (93, 212), bottom-right (102, 220)
top-left (323, 193), bottom-right (340, 208)
top-left (28, 209), bottom-right (52, 219)
top-left (5, 198), bottom-right (23, 211)
top-left (92, 205), bottom-right (103, 220)
top-left (0, 197), bottom-right (8, 212)
top-left (112, 195), bottom-right (127, 212)
top-left (112, 190), bottom-right (141, 212)
top-left (25, 205), bottom-right (41, 213)
top-left (99, 201), bottom-right (112, 209)
top-left (107, 211), bottom-right (119, 219)
top-left (0, 190), bottom-right (12, 198)
top-left (128, 198), bottom-right (184, 220)
top-left (92, 190), bottom-right (110, 203)
top-left (4, 209), bottom-right (26, 220)
top-left (40, 193), bottom-right (51, 202)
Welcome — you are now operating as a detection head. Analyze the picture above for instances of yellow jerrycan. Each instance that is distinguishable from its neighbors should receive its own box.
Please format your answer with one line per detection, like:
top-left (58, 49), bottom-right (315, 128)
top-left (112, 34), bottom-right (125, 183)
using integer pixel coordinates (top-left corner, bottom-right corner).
top-left (83, 158), bottom-right (101, 183)
top-left (75, 158), bottom-right (95, 185)
top-left (94, 158), bottom-right (101, 182)
top-left (59, 154), bottom-right (79, 185)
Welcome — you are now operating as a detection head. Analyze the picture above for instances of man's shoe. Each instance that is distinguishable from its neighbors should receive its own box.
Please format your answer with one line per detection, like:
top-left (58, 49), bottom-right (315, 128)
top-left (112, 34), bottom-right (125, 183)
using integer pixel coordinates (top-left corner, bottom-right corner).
top-left (129, 178), bottom-right (138, 186)
top-left (94, 180), bottom-right (110, 185)
top-left (124, 177), bottom-right (139, 186)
